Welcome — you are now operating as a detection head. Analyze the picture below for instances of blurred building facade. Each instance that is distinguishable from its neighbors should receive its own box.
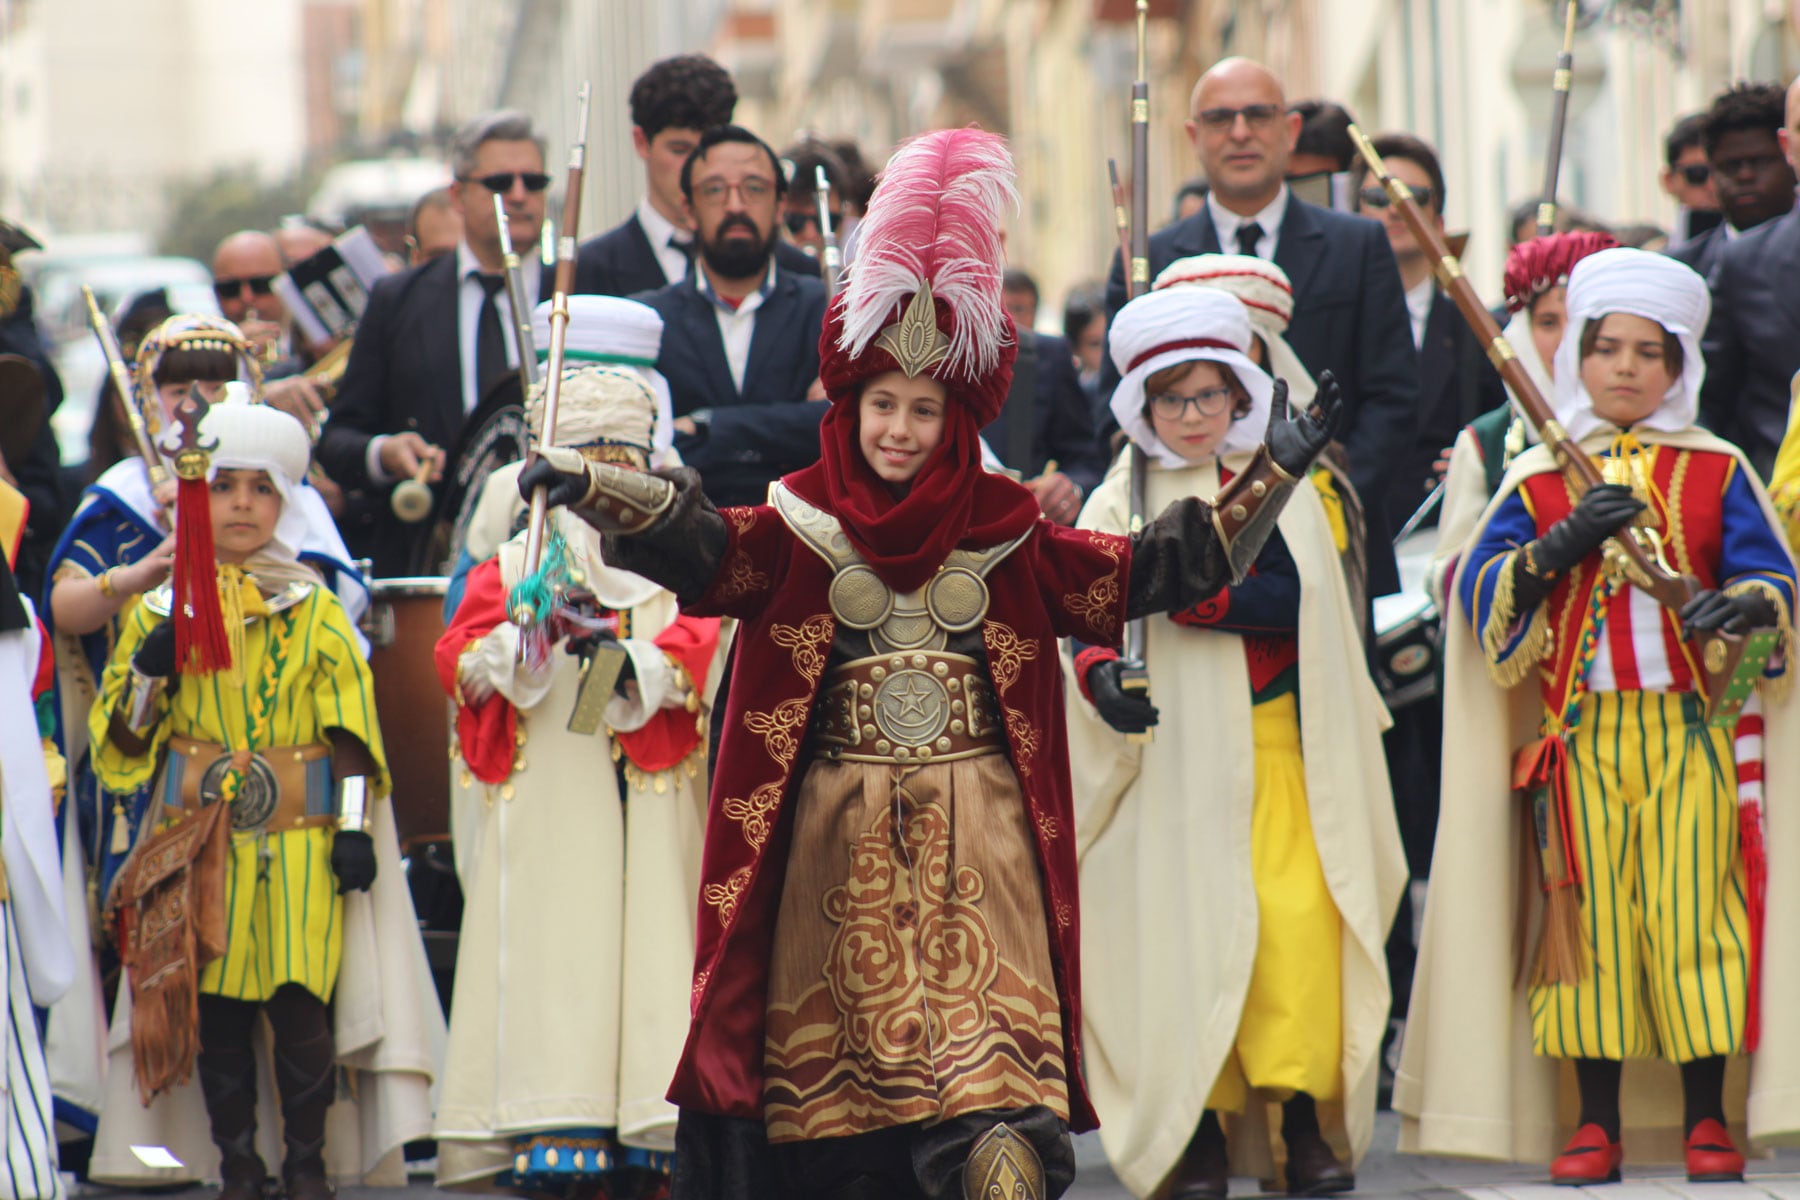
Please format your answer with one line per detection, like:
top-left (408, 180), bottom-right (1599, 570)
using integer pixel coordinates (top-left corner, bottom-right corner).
top-left (709, 0), bottom-right (1800, 317)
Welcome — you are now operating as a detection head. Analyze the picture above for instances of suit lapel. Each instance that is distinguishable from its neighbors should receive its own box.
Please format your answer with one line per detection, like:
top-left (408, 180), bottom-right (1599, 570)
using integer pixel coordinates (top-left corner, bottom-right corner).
top-left (420, 254), bottom-right (463, 442)
top-left (681, 284), bottom-right (740, 404)
top-left (1273, 200), bottom-right (1325, 302)
top-left (741, 274), bottom-right (793, 400)
top-left (1418, 291), bottom-right (1452, 412)
top-left (1171, 210), bottom-right (1221, 257)
top-left (627, 215), bottom-right (678, 290)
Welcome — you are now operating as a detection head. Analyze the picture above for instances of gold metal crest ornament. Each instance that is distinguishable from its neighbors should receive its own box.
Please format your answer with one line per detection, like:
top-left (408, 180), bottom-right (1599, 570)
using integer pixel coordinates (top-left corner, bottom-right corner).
top-left (875, 285), bottom-right (951, 378)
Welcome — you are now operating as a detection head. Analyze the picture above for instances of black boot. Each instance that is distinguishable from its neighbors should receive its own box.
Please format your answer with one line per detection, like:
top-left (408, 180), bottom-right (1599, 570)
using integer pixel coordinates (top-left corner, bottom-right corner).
top-left (267, 986), bottom-right (337, 1200)
top-left (1169, 1111), bottom-right (1229, 1200)
top-left (198, 995), bottom-right (268, 1200)
top-left (1281, 1094), bottom-right (1354, 1196)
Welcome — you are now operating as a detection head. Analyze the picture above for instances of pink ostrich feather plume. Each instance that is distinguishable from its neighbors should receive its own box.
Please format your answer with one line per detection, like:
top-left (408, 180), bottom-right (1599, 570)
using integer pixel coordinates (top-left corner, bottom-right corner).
top-left (836, 127), bottom-right (1019, 379)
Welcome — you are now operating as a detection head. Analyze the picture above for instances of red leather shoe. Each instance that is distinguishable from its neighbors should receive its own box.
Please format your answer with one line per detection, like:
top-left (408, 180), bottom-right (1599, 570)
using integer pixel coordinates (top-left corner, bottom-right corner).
top-left (1685, 1118), bottom-right (1745, 1183)
top-left (1550, 1124), bottom-right (1622, 1185)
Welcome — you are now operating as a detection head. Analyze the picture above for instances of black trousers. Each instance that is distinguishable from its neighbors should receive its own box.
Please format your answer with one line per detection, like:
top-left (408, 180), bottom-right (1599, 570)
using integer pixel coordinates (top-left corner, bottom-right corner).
top-left (670, 1105), bottom-right (1075, 1200)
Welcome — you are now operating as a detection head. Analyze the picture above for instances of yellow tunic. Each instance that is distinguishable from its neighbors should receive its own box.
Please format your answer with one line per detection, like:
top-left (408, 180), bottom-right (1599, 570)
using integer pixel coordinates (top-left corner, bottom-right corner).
top-left (90, 572), bottom-right (388, 1003)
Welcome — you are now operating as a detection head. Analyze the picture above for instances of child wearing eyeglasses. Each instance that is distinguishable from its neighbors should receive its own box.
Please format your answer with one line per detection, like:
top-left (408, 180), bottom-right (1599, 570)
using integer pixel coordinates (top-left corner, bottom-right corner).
top-left (1068, 284), bottom-right (1403, 1200)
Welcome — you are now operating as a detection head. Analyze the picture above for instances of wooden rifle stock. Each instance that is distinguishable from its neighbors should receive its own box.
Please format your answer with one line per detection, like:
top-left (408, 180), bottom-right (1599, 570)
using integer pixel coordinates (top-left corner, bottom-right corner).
top-left (1536, 1), bottom-right (1580, 237)
top-left (516, 81), bottom-right (593, 625)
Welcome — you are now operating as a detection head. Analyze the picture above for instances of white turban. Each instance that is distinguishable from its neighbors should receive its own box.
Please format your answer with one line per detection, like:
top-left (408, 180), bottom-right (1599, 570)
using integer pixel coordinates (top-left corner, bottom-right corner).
top-left (1154, 253), bottom-right (1316, 407)
top-left (1107, 287), bottom-right (1274, 468)
top-left (531, 295), bottom-right (674, 462)
top-left (1551, 247), bottom-right (1709, 443)
top-left (180, 401), bottom-right (315, 571)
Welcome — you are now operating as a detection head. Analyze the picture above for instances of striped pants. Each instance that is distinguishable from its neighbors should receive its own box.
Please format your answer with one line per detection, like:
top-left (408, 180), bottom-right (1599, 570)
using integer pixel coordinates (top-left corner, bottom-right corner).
top-left (1529, 691), bottom-right (1749, 1063)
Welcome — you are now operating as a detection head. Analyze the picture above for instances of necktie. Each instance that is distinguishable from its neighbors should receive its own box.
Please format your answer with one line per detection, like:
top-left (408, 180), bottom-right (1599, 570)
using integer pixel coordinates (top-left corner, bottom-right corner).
top-left (1235, 221), bottom-right (1264, 259)
top-left (671, 235), bottom-right (696, 279)
top-left (473, 272), bottom-right (507, 399)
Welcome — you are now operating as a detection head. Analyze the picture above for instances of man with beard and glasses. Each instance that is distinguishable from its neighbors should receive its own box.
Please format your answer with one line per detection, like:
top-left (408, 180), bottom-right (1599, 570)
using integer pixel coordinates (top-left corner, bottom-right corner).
top-left (632, 124), bottom-right (828, 509)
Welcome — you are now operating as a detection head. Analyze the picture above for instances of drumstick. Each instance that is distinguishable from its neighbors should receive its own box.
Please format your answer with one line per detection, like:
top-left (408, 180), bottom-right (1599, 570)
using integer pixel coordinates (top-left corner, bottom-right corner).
top-left (391, 459), bottom-right (434, 523)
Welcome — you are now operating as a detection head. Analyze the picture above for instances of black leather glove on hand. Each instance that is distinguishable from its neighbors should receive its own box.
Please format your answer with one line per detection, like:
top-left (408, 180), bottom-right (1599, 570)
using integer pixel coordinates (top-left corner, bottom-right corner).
top-left (1529, 483), bottom-right (1646, 577)
top-left (1086, 658), bottom-right (1159, 735)
top-left (1265, 371), bottom-right (1346, 479)
top-left (1680, 588), bottom-right (1780, 641)
top-left (132, 620), bottom-right (179, 678)
top-left (330, 830), bottom-right (377, 894)
top-left (517, 446), bottom-right (591, 510)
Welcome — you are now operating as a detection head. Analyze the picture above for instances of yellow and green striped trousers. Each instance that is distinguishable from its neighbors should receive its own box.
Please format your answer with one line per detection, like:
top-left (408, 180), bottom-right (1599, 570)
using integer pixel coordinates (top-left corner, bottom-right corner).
top-left (1529, 691), bottom-right (1749, 1063)
top-left (199, 826), bottom-right (344, 1004)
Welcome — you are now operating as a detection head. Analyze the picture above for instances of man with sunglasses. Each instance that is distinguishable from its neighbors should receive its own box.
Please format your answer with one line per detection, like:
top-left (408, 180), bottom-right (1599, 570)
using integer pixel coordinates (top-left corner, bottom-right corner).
top-left (575, 55), bottom-right (819, 298)
top-left (1672, 84), bottom-right (1794, 278)
top-left (210, 230), bottom-right (287, 349)
top-left (318, 109), bottom-right (548, 576)
top-left (1101, 56), bottom-right (1419, 601)
top-left (1661, 113), bottom-right (1721, 258)
top-left (777, 137), bottom-right (847, 262)
top-left (1701, 75), bottom-right (1800, 479)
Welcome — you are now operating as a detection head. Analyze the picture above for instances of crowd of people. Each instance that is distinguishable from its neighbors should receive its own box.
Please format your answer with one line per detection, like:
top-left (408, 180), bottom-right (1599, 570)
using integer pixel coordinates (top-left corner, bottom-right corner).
top-left (3, 43), bottom-right (1800, 1200)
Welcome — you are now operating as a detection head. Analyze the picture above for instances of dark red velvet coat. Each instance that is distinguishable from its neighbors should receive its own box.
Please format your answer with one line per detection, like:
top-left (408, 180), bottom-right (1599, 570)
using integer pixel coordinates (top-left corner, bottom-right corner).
top-left (667, 504), bottom-right (1131, 1133)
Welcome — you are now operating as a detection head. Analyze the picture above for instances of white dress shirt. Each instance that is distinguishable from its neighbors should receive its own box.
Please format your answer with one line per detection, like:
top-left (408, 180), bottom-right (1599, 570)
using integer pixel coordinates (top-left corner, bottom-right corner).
top-left (637, 197), bottom-right (694, 286)
top-left (696, 263), bottom-right (777, 395)
top-left (1208, 185), bottom-right (1290, 262)
top-left (1404, 276), bottom-right (1434, 351)
top-left (366, 240), bottom-right (541, 484)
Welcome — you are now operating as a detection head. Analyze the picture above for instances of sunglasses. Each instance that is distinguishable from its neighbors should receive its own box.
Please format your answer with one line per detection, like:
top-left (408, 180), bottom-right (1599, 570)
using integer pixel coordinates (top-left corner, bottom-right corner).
top-left (1678, 162), bottom-right (1711, 186)
top-left (783, 211), bottom-right (823, 235)
top-left (1359, 184), bottom-right (1435, 212)
top-left (1196, 104), bottom-right (1284, 132)
top-left (213, 275), bottom-right (275, 301)
top-left (463, 171), bottom-right (552, 194)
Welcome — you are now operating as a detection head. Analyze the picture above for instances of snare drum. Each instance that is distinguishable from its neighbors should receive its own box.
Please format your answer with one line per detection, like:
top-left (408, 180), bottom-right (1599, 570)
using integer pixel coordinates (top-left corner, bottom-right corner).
top-left (365, 577), bottom-right (451, 847)
top-left (1374, 528), bottom-right (1444, 710)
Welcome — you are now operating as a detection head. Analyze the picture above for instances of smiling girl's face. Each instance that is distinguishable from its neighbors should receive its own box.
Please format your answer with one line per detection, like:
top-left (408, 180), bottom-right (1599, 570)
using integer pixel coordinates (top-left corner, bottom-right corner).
top-left (857, 370), bottom-right (948, 495)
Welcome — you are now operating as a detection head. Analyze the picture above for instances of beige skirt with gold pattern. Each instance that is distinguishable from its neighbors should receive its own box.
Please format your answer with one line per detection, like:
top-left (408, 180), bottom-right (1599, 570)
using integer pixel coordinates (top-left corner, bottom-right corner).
top-left (762, 753), bottom-right (1068, 1142)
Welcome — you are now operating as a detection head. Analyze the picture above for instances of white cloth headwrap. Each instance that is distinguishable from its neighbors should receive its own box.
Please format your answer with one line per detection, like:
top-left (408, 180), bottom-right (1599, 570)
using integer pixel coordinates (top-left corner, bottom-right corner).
top-left (1551, 247), bottom-right (1709, 443)
top-left (1154, 253), bottom-right (1315, 408)
top-left (183, 403), bottom-right (315, 576)
top-left (531, 295), bottom-right (675, 464)
top-left (1108, 287), bottom-right (1274, 468)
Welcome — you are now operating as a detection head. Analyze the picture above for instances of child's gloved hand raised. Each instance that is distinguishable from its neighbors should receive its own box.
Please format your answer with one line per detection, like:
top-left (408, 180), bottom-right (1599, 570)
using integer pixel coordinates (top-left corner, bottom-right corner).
top-left (1264, 371), bottom-right (1346, 479)
top-left (132, 620), bottom-right (179, 678)
top-left (1529, 483), bottom-right (1646, 577)
top-left (330, 830), bottom-right (377, 893)
top-left (1085, 657), bottom-right (1159, 735)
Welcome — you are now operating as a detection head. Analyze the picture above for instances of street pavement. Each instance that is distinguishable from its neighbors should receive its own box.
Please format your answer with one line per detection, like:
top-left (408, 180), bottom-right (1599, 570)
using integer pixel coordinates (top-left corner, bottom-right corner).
top-left (75, 1113), bottom-right (1800, 1200)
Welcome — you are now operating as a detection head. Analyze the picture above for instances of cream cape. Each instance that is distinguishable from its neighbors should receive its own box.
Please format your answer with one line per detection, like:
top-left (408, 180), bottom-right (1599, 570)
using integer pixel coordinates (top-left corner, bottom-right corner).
top-left (433, 518), bottom-right (732, 1185)
top-left (86, 798), bottom-right (445, 1187)
top-left (1068, 452), bottom-right (1406, 1197)
top-left (1396, 426), bottom-right (1800, 1161)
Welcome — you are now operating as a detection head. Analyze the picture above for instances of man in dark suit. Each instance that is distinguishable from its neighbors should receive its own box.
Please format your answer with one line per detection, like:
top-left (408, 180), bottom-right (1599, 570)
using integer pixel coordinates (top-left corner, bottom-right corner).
top-left (1103, 58), bottom-right (1418, 595)
top-left (1699, 75), bottom-right (1800, 479)
top-left (1671, 83), bottom-right (1794, 280)
top-left (318, 110), bottom-right (548, 575)
top-left (633, 125), bottom-right (828, 509)
top-left (574, 54), bottom-right (818, 299)
top-left (982, 329), bottom-right (1108, 523)
top-left (1352, 133), bottom-right (1504, 524)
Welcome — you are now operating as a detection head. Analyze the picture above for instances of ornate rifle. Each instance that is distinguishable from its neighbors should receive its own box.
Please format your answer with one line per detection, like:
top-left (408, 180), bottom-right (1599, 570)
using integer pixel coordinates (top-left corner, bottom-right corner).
top-left (815, 165), bottom-right (843, 300)
top-left (1349, 125), bottom-right (1768, 725)
top-left (83, 284), bottom-right (169, 492)
top-left (1536, 1), bottom-right (1581, 238)
top-left (1118, 0), bottom-right (1153, 740)
top-left (514, 81), bottom-right (592, 628)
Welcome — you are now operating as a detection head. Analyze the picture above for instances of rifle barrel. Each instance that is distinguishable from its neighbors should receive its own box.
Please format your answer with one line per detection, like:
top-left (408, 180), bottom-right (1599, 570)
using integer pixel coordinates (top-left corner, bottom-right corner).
top-left (1536, 0), bottom-right (1580, 237)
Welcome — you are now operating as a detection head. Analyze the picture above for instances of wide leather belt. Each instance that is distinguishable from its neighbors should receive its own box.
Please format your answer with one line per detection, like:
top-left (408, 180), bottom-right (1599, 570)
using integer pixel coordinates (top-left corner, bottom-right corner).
top-left (162, 736), bottom-right (335, 834)
top-left (815, 651), bottom-right (1004, 765)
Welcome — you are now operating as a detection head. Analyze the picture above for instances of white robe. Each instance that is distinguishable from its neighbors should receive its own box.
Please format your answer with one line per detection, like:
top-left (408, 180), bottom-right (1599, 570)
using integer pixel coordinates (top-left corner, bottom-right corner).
top-left (433, 515), bottom-right (731, 1186)
top-left (1069, 454), bottom-right (1407, 1197)
top-left (1396, 427), bottom-right (1800, 1162)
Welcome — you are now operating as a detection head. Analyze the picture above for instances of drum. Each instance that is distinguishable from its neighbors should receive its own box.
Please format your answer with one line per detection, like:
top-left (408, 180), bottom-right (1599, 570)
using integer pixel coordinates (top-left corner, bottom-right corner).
top-left (1374, 528), bottom-right (1443, 711)
top-left (365, 577), bottom-right (451, 847)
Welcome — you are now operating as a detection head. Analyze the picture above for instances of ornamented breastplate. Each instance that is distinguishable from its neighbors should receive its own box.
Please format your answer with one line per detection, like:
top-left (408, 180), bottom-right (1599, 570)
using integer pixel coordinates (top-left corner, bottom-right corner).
top-left (771, 482), bottom-right (1029, 764)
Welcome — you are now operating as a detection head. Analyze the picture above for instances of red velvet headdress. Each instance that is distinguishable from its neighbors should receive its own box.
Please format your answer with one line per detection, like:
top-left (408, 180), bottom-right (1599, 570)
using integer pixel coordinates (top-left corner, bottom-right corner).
top-left (1503, 230), bottom-right (1619, 314)
top-left (786, 128), bottom-right (1039, 593)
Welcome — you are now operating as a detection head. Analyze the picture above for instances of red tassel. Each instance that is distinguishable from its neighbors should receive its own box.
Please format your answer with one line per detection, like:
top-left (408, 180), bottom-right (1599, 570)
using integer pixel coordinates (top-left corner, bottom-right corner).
top-left (1740, 799), bottom-right (1767, 1053)
top-left (171, 474), bottom-right (229, 674)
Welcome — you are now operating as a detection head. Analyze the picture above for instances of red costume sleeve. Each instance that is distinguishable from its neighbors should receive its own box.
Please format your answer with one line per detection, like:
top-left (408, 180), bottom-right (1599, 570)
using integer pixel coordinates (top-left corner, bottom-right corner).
top-left (434, 556), bottom-right (519, 785)
top-left (685, 505), bottom-right (786, 621)
top-left (32, 617), bottom-right (53, 700)
top-left (1034, 524), bottom-right (1133, 647)
top-left (615, 613), bottom-right (723, 775)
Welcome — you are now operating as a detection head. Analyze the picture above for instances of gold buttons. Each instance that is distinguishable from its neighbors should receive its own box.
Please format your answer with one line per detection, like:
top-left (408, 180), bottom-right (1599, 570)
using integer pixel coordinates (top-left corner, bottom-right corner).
top-left (1230, 503), bottom-right (1248, 521)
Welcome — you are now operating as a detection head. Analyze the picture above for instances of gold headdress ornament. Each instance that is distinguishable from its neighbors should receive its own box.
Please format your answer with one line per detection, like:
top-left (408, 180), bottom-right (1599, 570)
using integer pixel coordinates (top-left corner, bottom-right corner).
top-left (873, 287), bottom-right (952, 379)
top-left (134, 314), bottom-right (263, 431)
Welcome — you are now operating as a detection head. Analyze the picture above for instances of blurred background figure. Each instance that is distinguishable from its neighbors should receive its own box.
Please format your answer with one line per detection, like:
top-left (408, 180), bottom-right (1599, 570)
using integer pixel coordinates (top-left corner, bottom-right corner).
top-left (776, 135), bottom-right (848, 261)
top-left (1660, 110), bottom-right (1722, 255)
top-left (1670, 82), bottom-right (1795, 276)
top-left (406, 187), bottom-right (462, 266)
top-left (1003, 266), bottom-right (1039, 330)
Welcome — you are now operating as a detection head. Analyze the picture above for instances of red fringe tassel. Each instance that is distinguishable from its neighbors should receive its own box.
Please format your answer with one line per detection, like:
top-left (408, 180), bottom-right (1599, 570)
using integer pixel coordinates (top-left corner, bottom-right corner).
top-left (1741, 800), bottom-right (1767, 1053)
top-left (171, 474), bottom-right (229, 674)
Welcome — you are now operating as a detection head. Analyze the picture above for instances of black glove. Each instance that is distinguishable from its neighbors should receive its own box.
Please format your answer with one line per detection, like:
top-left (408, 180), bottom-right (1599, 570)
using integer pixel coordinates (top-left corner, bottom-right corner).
top-left (1680, 588), bottom-right (1779, 641)
top-left (330, 830), bottom-right (377, 894)
top-left (132, 620), bottom-right (179, 678)
top-left (1530, 483), bottom-right (1646, 577)
top-left (1265, 371), bottom-right (1346, 479)
top-left (517, 451), bottom-right (590, 511)
top-left (1086, 657), bottom-right (1159, 734)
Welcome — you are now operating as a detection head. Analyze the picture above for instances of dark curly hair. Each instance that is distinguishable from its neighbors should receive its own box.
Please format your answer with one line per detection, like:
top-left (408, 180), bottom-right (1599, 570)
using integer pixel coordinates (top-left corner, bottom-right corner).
top-left (629, 55), bottom-right (738, 141)
top-left (1702, 82), bottom-right (1785, 156)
